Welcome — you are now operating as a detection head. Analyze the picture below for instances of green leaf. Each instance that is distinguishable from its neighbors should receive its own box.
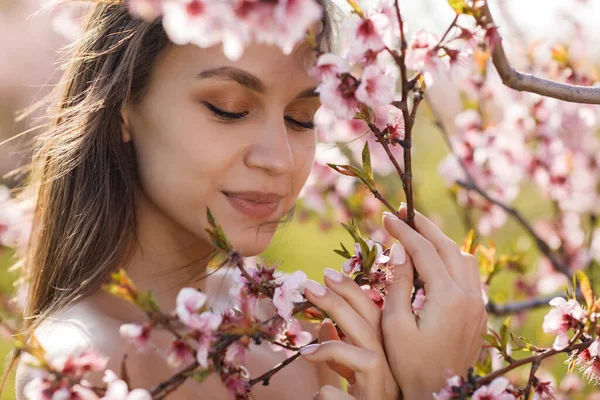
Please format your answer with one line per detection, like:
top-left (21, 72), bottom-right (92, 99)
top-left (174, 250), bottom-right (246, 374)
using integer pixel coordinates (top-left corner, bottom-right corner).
top-left (191, 368), bottom-right (212, 383)
top-left (205, 208), bottom-right (232, 253)
top-left (567, 359), bottom-right (576, 374)
top-left (137, 290), bottom-right (161, 314)
top-left (361, 142), bottom-right (374, 184)
top-left (510, 333), bottom-right (533, 352)
top-left (474, 349), bottom-right (492, 375)
top-left (364, 245), bottom-right (377, 271)
top-left (482, 333), bottom-right (500, 350)
top-left (334, 249), bottom-right (351, 259)
top-left (334, 242), bottom-right (352, 259)
top-left (576, 270), bottom-right (594, 309)
top-left (500, 317), bottom-right (511, 350)
top-left (448, 0), bottom-right (468, 13)
top-left (327, 163), bottom-right (374, 190)
top-left (460, 229), bottom-right (477, 254)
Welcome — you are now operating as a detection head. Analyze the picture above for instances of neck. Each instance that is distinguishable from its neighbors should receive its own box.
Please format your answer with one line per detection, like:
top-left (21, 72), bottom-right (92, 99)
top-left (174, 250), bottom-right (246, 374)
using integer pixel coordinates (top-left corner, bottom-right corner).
top-left (90, 190), bottom-right (215, 322)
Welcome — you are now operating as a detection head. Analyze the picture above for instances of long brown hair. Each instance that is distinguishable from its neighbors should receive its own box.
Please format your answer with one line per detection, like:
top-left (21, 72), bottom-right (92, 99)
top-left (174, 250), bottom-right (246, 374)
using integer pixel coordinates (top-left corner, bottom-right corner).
top-left (1, 0), bottom-right (340, 392)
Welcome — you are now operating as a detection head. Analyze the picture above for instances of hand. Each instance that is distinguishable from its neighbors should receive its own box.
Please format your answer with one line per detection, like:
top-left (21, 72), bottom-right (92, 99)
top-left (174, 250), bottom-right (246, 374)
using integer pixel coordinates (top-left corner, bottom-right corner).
top-left (381, 204), bottom-right (487, 399)
top-left (301, 270), bottom-right (400, 400)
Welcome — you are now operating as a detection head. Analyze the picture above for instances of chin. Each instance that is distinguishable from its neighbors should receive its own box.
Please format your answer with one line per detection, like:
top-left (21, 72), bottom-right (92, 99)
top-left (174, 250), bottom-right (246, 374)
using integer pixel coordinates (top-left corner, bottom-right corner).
top-left (226, 230), bottom-right (276, 257)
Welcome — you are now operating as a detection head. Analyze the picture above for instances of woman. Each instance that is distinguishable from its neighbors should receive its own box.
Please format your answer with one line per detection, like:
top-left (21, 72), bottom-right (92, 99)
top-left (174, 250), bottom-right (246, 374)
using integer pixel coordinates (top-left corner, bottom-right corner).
top-left (7, 1), bottom-right (487, 398)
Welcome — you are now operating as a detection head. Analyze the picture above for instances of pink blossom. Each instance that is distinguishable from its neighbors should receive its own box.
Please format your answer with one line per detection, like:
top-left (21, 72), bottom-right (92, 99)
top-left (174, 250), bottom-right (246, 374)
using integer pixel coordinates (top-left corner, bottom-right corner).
top-left (316, 74), bottom-right (359, 120)
top-left (176, 287), bottom-right (223, 332)
top-left (532, 380), bottom-right (554, 399)
top-left (102, 370), bottom-right (151, 400)
top-left (477, 205), bottom-right (507, 236)
top-left (0, 185), bottom-right (33, 249)
top-left (273, 270), bottom-right (307, 320)
top-left (225, 341), bottom-right (249, 365)
top-left (412, 288), bottom-right (426, 314)
top-left (22, 377), bottom-right (71, 400)
top-left (176, 287), bottom-right (207, 323)
top-left (310, 53), bottom-right (350, 82)
top-left (355, 64), bottom-right (396, 108)
top-left (406, 30), bottom-right (446, 84)
top-left (575, 339), bottom-right (600, 383)
top-left (363, 288), bottom-right (384, 309)
top-left (165, 340), bottom-right (195, 368)
top-left (52, 349), bottom-right (109, 377)
top-left (126, 0), bottom-right (163, 21)
top-left (387, 107), bottom-right (405, 143)
top-left (162, 1), bottom-right (246, 61)
top-left (342, 240), bottom-right (384, 275)
top-left (195, 336), bottom-right (213, 368)
top-left (542, 297), bottom-right (584, 350)
top-left (471, 377), bottom-right (515, 400)
top-left (245, 0), bottom-right (323, 55)
top-left (119, 323), bottom-right (151, 353)
top-left (433, 375), bottom-right (463, 400)
top-left (344, 13), bottom-right (386, 57)
top-left (221, 369), bottom-right (251, 399)
top-left (271, 318), bottom-right (312, 356)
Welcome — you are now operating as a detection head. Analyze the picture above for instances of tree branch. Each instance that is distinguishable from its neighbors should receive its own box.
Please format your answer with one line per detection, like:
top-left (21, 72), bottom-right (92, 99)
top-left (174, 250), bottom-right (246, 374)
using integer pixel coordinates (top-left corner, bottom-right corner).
top-left (479, 1), bottom-right (600, 105)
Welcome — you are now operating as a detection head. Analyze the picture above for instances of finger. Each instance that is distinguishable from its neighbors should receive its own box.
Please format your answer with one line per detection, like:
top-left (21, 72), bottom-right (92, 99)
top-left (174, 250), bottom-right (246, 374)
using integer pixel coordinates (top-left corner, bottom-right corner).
top-left (318, 319), bottom-right (356, 383)
top-left (397, 205), bottom-right (472, 292)
top-left (305, 280), bottom-right (379, 350)
top-left (461, 251), bottom-right (483, 294)
top-left (323, 267), bottom-right (381, 332)
top-left (313, 385), bottom-right (355, 400)
top-left (300, 341), bottom-right (378, 373)
top-left (382, 212), bottom-right (453, 291)
top-left (301, 341), bottom-right (384, 399)
top-left (383, 243), bottom-right (417, 329)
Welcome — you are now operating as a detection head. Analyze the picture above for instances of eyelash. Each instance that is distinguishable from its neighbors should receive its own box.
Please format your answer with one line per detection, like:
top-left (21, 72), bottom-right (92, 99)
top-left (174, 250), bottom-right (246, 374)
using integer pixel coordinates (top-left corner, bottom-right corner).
top-left (202, 102), bottom-right (315, 130)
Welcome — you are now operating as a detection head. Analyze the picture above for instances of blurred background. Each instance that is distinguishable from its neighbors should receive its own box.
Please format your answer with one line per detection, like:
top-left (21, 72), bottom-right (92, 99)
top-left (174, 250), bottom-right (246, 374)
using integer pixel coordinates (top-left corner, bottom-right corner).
top-left (2, 0), bottom-right (600, 398)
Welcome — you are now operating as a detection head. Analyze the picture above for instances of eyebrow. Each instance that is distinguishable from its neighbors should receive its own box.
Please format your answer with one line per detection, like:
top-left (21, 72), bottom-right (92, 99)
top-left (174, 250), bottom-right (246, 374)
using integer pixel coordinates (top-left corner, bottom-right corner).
top-left (196, 66), bottom-right (319, 100)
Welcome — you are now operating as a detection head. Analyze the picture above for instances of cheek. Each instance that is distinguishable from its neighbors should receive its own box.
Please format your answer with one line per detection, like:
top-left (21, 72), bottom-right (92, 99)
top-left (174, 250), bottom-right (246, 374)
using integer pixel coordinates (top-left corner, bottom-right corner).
top-left (129, 102), bottom-right (247, 233)
top-left (290, 133), bottom-right (317, 195)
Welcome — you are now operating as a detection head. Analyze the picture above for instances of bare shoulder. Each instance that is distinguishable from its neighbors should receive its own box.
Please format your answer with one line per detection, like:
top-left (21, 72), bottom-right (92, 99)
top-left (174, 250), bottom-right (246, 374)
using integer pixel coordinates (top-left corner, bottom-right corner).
top-left (15, 303), bottom-right (125, 399)
top-left (14, 302), bottom-right (173, 399)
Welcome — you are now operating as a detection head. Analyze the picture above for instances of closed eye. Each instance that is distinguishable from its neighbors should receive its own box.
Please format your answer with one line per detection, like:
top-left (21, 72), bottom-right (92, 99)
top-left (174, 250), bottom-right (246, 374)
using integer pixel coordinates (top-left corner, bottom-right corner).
top-left (203, 101), bottom-right (315, 130)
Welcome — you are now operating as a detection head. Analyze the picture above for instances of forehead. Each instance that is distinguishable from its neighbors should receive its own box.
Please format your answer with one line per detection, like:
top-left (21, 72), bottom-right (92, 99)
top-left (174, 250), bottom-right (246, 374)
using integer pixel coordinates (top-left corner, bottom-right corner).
top-left (155, 40), bottom-right (319, 88)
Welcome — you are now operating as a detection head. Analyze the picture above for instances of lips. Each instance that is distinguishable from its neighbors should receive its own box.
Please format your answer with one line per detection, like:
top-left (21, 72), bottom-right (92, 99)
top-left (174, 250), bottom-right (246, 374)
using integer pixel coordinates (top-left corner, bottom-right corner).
top-left (223, 191), bottom-right (284, 203)
top-left (222, 191), bottom-right (283, 218)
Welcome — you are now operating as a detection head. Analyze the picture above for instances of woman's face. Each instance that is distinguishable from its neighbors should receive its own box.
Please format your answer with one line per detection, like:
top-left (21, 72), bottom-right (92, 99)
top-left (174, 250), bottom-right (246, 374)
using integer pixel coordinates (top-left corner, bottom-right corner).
top-left (123, 41), bottom-right (321, 257)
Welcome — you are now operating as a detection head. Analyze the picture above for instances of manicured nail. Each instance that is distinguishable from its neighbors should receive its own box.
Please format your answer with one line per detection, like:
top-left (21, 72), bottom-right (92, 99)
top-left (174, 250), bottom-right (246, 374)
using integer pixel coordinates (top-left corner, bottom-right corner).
top-left (304, 280), bottom-right (327, 297)
top-left (300, 344), bottom-right (320, 355)
top-left (320, 318), bottom-right (333, 327)
top-left (324, 268), bottom-right (344, 282)
top-left (390, 243), bottom-right (407, 265)
top-left (383, 211), bottom-right (399, 220)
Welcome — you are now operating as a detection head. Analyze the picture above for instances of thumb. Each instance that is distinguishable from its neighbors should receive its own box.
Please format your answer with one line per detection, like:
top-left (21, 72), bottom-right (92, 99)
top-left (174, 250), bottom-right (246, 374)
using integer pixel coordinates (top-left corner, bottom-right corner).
top-left (318, 319), bottom-right (356, 384)
top-left (383, 243), bottom-right (416, 325)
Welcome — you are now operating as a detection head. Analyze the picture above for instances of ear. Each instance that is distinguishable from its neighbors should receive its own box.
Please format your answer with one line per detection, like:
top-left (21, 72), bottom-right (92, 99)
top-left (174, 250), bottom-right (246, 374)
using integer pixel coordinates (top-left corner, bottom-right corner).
top-left (120, 106), bottom-right (132, 143)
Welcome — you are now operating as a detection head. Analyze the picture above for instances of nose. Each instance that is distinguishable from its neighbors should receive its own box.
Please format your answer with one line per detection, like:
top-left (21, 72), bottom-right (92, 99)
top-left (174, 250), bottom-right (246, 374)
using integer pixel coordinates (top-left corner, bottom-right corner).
top-left (244, 118), bottom-right (295, 176)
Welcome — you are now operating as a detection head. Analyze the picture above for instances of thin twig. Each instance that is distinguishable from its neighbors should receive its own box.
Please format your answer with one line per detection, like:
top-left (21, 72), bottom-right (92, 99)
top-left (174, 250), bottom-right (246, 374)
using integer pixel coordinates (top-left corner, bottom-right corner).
top-left (248, 338), bottom-right (318, 387)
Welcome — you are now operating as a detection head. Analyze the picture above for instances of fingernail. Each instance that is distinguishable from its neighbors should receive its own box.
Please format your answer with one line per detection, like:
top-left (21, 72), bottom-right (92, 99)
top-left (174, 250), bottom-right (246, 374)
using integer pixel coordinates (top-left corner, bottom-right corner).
top-left (383, 211), bottom-right (399, 220)
top-left (300, 344), bottom-right (320, 355)
top-left (390, 243), bottom-right (407, 265)
top-left (324, 268), bottom-right (344, 282)
top-left (305, 280), bottom-right (327, 297)
top-left (400, 202), bottom-right (407, 208)
top-left (321, 318), bottom-right (333, 326)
